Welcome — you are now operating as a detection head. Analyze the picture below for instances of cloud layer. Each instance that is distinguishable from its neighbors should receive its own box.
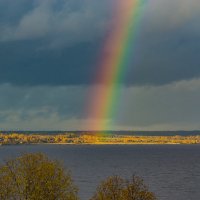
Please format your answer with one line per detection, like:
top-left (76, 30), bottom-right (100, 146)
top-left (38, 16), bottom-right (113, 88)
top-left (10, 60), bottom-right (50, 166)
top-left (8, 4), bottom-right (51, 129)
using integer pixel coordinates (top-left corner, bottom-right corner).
top-left (0, 0), bottom-right (110, 46)
top-left (0, 0), bottom-right (200, 86)
top-left (1, 79), bottom-right (200, 130)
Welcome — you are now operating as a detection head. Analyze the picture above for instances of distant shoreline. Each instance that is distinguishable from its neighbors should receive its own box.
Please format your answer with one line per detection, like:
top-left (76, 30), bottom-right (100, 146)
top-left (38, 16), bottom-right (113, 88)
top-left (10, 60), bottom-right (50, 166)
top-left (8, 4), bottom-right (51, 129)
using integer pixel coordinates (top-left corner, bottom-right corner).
top-left (1, 142), bottom-right (199, 146)
top-left (1, 133), bottom-right (200, 145)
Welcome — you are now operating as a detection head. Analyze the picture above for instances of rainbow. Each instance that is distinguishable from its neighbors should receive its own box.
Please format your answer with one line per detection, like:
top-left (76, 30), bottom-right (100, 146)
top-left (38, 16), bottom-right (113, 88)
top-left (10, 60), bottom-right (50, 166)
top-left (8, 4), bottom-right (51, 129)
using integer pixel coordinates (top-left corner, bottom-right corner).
top-left (88, 0), bottom-right (145, 131)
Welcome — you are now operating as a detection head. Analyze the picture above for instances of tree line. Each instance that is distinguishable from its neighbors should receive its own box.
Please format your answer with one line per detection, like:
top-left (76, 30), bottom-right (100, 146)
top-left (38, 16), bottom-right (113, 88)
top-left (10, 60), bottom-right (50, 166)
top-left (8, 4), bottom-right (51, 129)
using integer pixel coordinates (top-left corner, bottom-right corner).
top-left (0, 153), bottom-right (157, 200)
top-left (0, 133), bottom-right (200, 145)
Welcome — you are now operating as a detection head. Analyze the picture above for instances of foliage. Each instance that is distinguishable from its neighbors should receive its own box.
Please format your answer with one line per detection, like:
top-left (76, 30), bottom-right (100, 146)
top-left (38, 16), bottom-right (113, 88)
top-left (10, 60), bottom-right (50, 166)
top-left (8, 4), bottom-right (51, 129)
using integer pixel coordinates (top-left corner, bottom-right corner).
top-left (0, 133), bottom-right (200, 145)
top-left (0, 153), bottom-right (78, 200)
top-left (90, 175), bottom-right (156, 200)
top-left (0, 153), bottom-right (157, 200)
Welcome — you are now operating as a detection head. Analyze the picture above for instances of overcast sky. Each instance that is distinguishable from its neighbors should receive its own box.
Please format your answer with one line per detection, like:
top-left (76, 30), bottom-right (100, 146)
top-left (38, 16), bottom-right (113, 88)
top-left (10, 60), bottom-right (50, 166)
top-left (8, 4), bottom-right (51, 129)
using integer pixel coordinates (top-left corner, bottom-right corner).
top-left (0, 0), bottom-right (200, 130)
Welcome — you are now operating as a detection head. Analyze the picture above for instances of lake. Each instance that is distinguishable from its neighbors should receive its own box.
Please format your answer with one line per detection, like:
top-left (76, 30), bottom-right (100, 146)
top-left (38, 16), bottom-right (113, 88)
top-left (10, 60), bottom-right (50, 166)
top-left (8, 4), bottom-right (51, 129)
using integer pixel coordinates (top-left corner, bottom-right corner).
top-left (0, 144), bottom-right (199, 200)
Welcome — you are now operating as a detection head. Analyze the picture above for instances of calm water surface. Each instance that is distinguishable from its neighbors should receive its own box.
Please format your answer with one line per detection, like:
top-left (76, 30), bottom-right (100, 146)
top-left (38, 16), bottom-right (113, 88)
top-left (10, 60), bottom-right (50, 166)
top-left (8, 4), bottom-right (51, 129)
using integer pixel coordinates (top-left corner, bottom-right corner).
top-left (0, 144), bottom-right (199, 200)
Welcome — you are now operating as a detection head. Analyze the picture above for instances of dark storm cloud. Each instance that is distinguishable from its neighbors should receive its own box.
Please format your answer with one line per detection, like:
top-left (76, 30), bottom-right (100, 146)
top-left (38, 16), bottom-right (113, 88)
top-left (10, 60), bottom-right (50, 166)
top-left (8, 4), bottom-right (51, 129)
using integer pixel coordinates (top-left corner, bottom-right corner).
top-left (0, 40), bottom-right (100, 85)
top-left (0, 0), bottom-right (200, 86)
top-left (113, 78), bottom-right (200, 130)
top-left (126, 0), bottom-right (200, 85)
top-left (1, 80), bottom-right (200, 130)
top-left (0, 84), bottom-right (88, 119)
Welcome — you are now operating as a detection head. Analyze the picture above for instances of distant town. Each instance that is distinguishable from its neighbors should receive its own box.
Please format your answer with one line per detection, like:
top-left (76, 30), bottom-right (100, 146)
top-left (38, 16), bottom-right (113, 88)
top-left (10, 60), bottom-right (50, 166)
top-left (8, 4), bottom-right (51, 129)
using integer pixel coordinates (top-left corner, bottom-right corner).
top-left (0, 132), bottom-right (200, 145)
